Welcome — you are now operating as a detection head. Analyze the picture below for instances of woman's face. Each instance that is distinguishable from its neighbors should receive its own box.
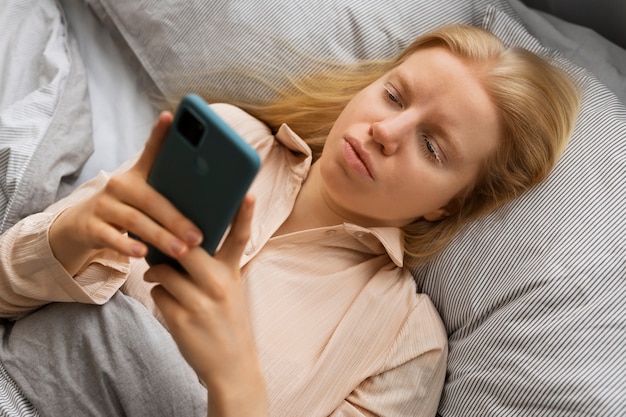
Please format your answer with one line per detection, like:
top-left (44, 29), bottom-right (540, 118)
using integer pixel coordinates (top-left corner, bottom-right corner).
top-left (318, 46), bottom-right (501, 227)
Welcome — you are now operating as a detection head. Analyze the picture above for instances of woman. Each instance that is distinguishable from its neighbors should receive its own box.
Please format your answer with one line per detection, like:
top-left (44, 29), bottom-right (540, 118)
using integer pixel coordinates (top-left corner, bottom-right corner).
top-left (0, 25), bottom-right (579, 416)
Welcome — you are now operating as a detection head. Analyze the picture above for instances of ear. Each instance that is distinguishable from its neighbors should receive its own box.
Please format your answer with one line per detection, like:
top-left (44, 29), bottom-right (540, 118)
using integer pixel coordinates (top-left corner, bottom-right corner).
top-left (423, 208), bottom-right (451, 222)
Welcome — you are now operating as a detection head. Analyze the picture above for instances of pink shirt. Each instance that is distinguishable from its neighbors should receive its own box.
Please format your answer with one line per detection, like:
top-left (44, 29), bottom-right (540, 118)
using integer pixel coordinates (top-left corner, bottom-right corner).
top-left (0, 104), bottom-right (447, 416)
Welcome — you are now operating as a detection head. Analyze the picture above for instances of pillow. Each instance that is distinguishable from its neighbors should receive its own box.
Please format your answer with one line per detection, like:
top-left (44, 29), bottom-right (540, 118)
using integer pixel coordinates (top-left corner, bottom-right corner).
top-left (513, 0), bottom-right (626, 104)
top-left (412, 6), bottom-right (626, 417)
top-left (521, 0), bottom-right (626, 49)
top-left (84, 0), bottom-right (517, 105)
top-left (83, 0), bottom-right (626, 108)
top-left (0, 0), bottom-right (93, 233)
top-left (79, 0), bottom-right (626, 415)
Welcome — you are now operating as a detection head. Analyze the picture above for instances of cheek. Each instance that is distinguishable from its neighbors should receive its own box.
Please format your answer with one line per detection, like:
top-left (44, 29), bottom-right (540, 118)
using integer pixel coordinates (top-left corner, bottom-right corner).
top-left (337, 89), bottom-right (379, 122)
top-left (391, 166), bottom-right (462, 211)
top-left (333, 110), bottom-right (359, 134)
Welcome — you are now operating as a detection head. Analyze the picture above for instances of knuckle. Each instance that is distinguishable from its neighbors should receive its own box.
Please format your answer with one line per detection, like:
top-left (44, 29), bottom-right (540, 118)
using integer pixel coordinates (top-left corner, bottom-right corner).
top-left (233, 230), bottom-right (251, 247)
top-left (188, 295), bottom-right (215, 316)
top-left (170, 216), bottom-right (194, 236)
top-left (92, 194), bottom-right (109, 215)
top-left (122, 210), bottom-right (142, 231)
top-left (162, 307), bottom-right (189, 331)
top-left (84, 221), bottom-right (107, 247)
top-left (208, 280), bottom-right (229, 302)
top-left (104, 175), bottom-right (125, 194)
top-left (83, 218), bottom-right (100, 237)
top-left (137, 189), bottom-right (155, 206)
top-left (150, 229), bottom-right (180, 257)
top-left (153, 228), bottom-right (171, 245)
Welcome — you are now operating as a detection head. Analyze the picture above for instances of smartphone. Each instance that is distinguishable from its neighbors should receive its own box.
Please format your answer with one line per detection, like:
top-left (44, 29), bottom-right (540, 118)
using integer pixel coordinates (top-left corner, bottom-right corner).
top-left (141, 94), bottom-right (261, 266)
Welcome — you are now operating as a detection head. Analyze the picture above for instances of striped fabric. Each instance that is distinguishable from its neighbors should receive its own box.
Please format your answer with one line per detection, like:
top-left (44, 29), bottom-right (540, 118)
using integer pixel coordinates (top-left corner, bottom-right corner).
top-left (2, 0), bottom-right (623, 415)
top-left (0, 360), bottom-right (39, 417)
top-left (85, 0), bottom-right (515, 106)
top-left (0, 0), bottom-right (65, 233)
top-left (87, 1), bottom-right (625, 415)
top-left (0, 0), bottom-right (93, 234)
top-left (0, 0), bottom-right (91, 415)
top-left (413, 7), bottom-right (626, 417)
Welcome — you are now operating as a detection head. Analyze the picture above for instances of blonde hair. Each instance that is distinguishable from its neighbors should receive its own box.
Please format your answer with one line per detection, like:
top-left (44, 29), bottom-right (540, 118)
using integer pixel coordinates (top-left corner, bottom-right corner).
top-left (224, 24), bottom-right (581, 267)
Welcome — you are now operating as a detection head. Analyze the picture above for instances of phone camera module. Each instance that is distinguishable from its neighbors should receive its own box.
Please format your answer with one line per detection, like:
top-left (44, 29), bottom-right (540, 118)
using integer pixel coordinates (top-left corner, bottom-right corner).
top-left (178, 109), bottom-right (205, 147)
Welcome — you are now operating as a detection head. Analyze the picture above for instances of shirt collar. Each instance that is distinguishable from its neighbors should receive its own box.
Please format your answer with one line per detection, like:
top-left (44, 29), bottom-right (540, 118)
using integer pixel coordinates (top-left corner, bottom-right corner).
top-left (342, 224), bottom-right (405, 267)
top-left (274, 123), bottom-right (405, 268)
top-left (275, 124), bottom-right (313, 157)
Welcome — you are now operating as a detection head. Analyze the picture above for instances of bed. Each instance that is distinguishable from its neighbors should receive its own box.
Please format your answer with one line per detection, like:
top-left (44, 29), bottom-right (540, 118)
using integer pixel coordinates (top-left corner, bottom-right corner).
top-left (0, 0), bottom-right (624, 415)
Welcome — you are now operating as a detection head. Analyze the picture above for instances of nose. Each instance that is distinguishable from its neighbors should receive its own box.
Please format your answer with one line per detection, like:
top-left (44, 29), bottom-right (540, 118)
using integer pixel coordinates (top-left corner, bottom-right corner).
top-left (369, 114), bottom-right (411, 156)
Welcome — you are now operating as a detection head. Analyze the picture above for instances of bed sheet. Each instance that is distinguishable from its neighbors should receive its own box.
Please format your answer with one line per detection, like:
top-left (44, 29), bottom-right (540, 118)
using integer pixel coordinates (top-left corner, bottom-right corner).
top-left (0, 0), bottom-right (94, 233)
top-left (61, 0), bottom-right (157, 186)
top-left (0, 0), bottom-right (624, 416)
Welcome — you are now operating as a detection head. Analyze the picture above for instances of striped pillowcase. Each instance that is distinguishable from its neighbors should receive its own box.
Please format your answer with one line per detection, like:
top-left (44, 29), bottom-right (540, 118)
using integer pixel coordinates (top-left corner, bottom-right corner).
top-left (85, 0), bottom-right (514, 105)
top-left (85, 1), bottom-right (625, 415)
top-left (413, 6), bottom-right (625, 417)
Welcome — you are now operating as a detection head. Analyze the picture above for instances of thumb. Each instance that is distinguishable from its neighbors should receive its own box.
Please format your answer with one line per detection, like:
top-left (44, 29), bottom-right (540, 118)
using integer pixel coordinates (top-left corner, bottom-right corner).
top-left (217, 195), bottom-right (256, 267)
top-left (134, 111), bottom-right (174, 177)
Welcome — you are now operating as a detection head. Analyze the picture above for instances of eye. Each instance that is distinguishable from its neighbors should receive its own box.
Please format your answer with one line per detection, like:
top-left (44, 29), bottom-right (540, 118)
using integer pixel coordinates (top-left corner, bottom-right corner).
top-left (422, 136), bottom-right (443, 163)
top-left (383, 83), bottom-right (402, 108)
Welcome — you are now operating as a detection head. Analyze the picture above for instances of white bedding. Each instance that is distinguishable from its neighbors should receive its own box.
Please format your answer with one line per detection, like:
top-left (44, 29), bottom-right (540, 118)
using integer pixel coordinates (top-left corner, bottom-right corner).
top-left (0, 0), bottom-right (93, 233)
top-left (61, 0), bottom-right (157, 185)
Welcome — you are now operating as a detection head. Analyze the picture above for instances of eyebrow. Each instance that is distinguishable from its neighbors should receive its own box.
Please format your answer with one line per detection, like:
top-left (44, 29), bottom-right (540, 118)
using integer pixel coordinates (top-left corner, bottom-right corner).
top-left (391, 69), bottom-right (464, 163)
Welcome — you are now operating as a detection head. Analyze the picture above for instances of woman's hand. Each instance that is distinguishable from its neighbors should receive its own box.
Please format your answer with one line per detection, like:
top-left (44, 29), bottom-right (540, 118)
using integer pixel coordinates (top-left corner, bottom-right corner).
top-left (49, 112), bottom-right (203, 275)
top-left (145, 195), bottom-right (269, 417)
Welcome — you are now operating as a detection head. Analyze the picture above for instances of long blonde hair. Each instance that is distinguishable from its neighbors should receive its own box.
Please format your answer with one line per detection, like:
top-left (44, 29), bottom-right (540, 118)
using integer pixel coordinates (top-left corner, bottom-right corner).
top-left (225, 24), bottom-right (581, 267)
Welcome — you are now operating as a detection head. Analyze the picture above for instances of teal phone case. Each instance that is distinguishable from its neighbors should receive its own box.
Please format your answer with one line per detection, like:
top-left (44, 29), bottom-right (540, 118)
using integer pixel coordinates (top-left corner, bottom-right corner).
top-left (144, 94), bottom-right (261, 266)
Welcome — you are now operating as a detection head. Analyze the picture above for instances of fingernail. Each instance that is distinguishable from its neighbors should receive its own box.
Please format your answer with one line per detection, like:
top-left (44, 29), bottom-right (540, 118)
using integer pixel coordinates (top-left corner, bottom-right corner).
top-left (187, 230), bottom-right (203, 246)
top-left (170, 240), bottom-right (186, 256)
top-left (131, 243), bottom-right (146, 257)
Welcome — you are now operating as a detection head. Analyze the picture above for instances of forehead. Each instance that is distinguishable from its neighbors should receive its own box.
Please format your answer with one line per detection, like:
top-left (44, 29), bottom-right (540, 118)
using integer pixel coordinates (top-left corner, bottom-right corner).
top-left (391, 47), bottom-right (501, 166)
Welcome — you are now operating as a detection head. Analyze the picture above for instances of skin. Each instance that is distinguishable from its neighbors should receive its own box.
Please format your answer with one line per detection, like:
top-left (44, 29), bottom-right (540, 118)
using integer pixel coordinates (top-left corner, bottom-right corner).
top-left (277, 46), bottom-right (500, 234)
top-left (50, 113), bottom-right (268, 416)
top-left (49, 46), bottom-right (500, 417)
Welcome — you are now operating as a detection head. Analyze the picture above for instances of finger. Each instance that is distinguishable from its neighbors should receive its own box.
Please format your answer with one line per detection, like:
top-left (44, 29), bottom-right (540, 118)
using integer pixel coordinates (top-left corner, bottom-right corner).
top-left (151, 285), bottom-right (187, 330)
top-left (104, 175), bottom-right (203, 248)
top-left (89, 188), bottom-right (190, 257)
top-left (84, 217), bottom-right (148, 258)
top-left (174, 195), bottom-right (254, 284)
top-left (134, 111), bottom-right (174, 177)
top-left (146, 265), bottom-right (205, 310)
top-left (217, 194), bottom-right (255, 266)
top-left (100, 198), bottom-right (191, 259)
top-left (176, 246), bottom-right (239, 303)
top-left (177, 245), bottom-right (215, 284)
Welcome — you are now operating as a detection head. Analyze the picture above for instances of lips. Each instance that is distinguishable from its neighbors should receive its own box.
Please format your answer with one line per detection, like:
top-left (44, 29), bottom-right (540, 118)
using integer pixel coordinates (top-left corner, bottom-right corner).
top-left (342, 136), bottom-right (374, 180)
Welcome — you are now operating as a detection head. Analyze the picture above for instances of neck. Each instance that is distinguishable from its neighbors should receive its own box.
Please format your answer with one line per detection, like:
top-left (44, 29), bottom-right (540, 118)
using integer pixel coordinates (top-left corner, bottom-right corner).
top-left (274, 162), bottom-right (345, 236)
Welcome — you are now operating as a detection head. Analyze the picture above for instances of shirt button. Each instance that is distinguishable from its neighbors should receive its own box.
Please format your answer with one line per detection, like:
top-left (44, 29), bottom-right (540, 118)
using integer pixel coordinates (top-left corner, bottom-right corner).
top-left (354, 231), bottom-right (365, 238)
top-left (325, 230), bottom-right (336, 236)
top-left (244, 246), bottom-right (254, 256)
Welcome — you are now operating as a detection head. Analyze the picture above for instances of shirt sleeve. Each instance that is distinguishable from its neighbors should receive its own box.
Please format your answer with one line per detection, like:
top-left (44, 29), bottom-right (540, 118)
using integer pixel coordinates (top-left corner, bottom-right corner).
top-left (329, 295), bottom-right (448, 417)
top-left (0, 167), bottom-right (134, 319)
